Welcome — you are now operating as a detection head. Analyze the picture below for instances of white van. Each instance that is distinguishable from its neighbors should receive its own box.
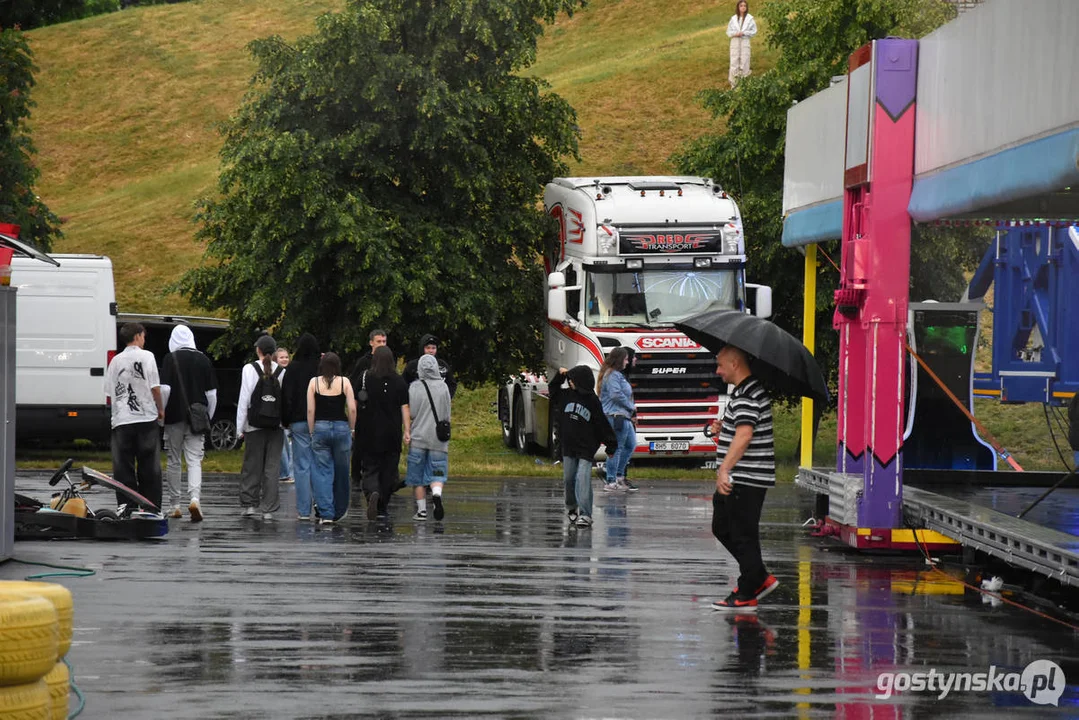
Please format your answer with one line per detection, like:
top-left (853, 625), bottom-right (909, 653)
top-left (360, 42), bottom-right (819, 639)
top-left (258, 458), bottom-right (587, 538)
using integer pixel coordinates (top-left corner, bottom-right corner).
top-left (11, 255), bottom-right (117, 443)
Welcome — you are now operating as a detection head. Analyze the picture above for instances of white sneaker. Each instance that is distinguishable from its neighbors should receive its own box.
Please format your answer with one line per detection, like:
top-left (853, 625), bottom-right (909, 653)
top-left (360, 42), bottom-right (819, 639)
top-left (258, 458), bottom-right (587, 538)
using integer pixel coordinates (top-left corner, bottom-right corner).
top-left (262, 512), bottom-right (274, 520)
top-left (575, 515), bottom-right (593, 528)
top-left (241, 506), bottom-right (257, 517)
top-left (188, 500), bottom-right (203, 523)
top-left (413, 509), bottom-right (428, 521)
top-left (601, 482), bottom-right (624, 493)
top-left (167, 506), bottom-right (182, 519)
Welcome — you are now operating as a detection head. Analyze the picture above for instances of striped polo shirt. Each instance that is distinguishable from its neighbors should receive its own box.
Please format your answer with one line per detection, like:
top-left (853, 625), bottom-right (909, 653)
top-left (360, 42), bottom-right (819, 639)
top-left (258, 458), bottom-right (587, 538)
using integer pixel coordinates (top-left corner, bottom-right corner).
top-left (716, 376), bottom-right (775, 488)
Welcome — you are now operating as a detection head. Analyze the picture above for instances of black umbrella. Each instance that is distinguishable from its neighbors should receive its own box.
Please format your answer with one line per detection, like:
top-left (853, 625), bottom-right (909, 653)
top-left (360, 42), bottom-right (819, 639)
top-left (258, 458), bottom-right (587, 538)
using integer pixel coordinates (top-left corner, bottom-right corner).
top-left (674, 309), bottom-right (829, 402)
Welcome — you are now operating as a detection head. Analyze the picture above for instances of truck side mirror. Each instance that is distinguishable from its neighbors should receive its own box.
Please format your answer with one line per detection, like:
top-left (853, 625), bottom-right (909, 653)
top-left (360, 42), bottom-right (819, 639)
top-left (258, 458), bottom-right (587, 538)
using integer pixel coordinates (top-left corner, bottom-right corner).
top-left (548, 287), bottom-right (567, 322)
top-left (548, 271), bottom-right (566, 289)
top-left (747, 284), bottom-right (773, 318)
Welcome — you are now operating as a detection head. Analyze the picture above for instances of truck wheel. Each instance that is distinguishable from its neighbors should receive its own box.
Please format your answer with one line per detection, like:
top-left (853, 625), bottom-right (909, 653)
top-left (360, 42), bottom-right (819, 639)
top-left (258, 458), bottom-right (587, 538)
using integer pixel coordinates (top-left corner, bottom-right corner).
top-left (513, 393), bottom-right (529, 454)
top-left (548, 417), bottom-right (562, 461)
top-left (499, 389), bottom-right (515, 449)
top-left (209, 419), bottom-right (240, 451)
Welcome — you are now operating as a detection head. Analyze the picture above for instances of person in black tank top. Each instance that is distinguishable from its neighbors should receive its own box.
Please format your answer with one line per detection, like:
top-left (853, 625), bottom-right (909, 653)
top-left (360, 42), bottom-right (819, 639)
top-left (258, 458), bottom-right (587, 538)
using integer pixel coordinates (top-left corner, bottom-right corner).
top-left (306, 352), bottom-right (357, 524)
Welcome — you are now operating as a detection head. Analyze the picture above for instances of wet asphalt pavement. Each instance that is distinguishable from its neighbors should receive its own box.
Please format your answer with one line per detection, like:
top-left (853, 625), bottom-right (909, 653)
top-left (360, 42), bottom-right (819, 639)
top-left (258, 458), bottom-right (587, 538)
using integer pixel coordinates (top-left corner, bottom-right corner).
top-left (5, 472), bottom-right (1079, 719)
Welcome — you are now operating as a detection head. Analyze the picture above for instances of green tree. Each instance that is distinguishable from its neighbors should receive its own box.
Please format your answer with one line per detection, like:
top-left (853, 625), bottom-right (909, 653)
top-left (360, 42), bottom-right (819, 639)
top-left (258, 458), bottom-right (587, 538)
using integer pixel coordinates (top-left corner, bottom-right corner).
top-left (182, 0), bottom-right (582, 382)
top-left (673, 0), bottom-right (988, 397)
top-left (0, 29), bottom-right (62, 251)
top-left (1, 1), bottom-right (88, 30)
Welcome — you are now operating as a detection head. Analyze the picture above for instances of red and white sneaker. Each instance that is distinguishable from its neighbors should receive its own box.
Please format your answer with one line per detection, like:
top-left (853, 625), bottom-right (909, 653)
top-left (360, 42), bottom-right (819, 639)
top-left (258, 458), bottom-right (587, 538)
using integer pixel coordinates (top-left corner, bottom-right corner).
top-left (711, 592), bottom-right (758, 613)
top-left (752, 574), bottom-right (779, 600)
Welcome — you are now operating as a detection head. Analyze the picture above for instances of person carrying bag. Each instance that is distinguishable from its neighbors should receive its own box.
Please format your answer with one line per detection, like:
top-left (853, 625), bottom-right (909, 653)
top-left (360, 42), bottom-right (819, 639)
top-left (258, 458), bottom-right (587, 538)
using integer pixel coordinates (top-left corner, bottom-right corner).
top-left (160, 325), bottom-right (217, 522)
top-left (406, 355), bottom-right (452, 521)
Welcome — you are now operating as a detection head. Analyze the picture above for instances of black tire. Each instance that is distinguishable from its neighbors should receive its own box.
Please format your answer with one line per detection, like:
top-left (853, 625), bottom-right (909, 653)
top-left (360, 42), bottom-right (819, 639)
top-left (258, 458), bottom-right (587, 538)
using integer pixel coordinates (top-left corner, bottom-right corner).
top-left (548, 416), bottom-right (562, 461)
top-left (93, 509), bottom-right (119, 521)
top-left (209, 418), bottom-right (240, 451)
top-left (499, 389), bottom-right (515, 449)
top-left (513, 393), bottom-right (528, 455)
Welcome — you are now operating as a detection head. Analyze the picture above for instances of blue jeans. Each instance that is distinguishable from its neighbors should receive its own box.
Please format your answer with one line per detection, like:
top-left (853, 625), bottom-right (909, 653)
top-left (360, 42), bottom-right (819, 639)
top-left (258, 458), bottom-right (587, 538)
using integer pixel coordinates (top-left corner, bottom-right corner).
top-left (289, 422), bottom-right (313, 517)
top-left (312, 420), bottom-right (351, 520)
top-left (563, 455), bottom-right (593, 518)
top-left (405, 447), bottom-right (449, 487)
top-left (606, 418), bottom-right (636, 484)
top-left (279, 427), bottom-right (293, 479)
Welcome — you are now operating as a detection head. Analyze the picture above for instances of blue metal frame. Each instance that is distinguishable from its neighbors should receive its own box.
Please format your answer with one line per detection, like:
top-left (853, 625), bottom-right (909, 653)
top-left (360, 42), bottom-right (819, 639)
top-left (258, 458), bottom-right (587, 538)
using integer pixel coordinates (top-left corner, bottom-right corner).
top-left (969, 224), bottom-right (1079, 405)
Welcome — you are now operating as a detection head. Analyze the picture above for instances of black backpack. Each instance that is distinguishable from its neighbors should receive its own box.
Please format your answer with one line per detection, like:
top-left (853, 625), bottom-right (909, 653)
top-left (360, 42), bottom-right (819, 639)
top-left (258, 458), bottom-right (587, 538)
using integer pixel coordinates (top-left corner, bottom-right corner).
top-left (248, 362), bottom-right (285, 428)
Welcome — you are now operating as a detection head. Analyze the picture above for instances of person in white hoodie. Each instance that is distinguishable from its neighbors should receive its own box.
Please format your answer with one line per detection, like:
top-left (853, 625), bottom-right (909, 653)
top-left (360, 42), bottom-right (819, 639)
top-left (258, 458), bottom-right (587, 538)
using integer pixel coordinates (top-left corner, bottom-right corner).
top-left (159, 325), bottom-right (218, 522)
top-left (726, 0), bottom-right (757, 87)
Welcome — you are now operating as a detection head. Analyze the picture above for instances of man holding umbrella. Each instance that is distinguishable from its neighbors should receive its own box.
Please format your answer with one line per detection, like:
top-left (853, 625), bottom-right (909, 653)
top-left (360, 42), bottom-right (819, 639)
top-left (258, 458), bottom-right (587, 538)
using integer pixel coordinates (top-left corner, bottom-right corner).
top-left (676, 309), bottom-right (828, 613)
top-left (708, 345), bottom-right (778, 612)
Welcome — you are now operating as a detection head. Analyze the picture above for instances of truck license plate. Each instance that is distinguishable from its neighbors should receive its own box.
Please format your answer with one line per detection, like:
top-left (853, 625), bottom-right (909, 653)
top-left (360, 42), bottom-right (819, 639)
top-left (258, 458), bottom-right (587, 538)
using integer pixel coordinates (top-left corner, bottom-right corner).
top-left (649, 441), bottom-right (690, 452)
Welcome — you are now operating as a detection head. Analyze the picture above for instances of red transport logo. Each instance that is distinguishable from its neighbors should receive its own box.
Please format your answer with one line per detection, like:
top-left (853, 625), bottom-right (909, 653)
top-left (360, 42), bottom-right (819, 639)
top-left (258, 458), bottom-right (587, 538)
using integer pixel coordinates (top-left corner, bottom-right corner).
top-left (635, 336), bottom-right (701, 350)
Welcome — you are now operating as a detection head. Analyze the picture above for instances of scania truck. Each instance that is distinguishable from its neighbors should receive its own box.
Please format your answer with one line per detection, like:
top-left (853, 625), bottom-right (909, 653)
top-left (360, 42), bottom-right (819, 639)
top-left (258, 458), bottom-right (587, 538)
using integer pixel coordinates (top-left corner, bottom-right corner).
top-left (498, 176), bottom-right (772, 461)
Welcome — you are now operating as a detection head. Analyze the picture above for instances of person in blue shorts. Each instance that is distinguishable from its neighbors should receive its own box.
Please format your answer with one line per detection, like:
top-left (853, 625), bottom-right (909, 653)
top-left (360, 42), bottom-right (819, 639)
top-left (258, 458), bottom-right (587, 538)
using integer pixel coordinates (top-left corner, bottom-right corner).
top-left (406, 355), bottom-right (451, 521)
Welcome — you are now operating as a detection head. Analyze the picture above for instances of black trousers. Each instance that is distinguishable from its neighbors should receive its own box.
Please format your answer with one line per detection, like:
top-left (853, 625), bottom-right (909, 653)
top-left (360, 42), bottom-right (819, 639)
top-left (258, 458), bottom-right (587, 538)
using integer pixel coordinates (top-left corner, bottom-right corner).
top-left (111, 421), bottom-right (162, 511)
top-left (711, 485), bottom-right (769, 595)
top-left (361, 451), bottom-right (400, 513)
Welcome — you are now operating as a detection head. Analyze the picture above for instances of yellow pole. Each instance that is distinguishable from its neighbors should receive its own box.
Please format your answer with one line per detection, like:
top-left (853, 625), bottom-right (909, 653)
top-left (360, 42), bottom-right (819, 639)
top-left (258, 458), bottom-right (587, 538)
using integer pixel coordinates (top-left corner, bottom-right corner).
top-left (800, 244), bottom-right (817, 468)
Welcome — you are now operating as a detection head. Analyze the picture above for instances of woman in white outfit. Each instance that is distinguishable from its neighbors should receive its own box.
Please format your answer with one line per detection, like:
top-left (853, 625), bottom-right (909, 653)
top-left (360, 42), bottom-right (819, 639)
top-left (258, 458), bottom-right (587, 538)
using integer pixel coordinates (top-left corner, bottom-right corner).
top-left (726, 0), bottom-right (757, 87)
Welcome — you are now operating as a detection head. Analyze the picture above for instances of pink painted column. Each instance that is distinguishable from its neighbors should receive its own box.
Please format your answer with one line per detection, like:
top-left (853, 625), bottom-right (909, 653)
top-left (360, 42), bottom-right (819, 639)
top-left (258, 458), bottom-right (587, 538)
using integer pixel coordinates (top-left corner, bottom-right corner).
top-left (834, 40), bottom-right (918, 528)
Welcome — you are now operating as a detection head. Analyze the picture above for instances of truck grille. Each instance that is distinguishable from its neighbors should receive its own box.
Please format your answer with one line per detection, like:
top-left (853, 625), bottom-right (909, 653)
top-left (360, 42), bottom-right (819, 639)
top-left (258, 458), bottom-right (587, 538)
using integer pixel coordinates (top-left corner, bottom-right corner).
top-left (628, 351), bottom-right (723, 431)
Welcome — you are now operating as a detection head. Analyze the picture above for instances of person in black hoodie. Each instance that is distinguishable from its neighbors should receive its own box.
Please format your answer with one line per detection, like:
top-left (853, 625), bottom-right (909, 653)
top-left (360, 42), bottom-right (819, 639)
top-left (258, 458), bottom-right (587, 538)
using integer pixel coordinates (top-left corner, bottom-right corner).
top-left (402, 334), bottom-right (458, 397)
top-left (280, 333), bottom-right (320, 520)
top-left (551, 365), bottom-right (617, 529)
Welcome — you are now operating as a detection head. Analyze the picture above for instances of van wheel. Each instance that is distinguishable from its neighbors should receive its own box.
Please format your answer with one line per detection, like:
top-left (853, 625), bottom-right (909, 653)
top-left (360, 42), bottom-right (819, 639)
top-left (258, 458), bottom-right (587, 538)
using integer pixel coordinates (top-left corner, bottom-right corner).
top-left (209, 419), bottom-right (240, 451)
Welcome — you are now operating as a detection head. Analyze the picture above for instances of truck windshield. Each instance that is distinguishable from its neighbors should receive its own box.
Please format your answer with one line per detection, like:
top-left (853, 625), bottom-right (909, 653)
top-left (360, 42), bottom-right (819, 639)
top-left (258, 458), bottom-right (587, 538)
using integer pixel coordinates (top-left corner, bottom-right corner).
top-left (585, 268), bottom-right (739, 327)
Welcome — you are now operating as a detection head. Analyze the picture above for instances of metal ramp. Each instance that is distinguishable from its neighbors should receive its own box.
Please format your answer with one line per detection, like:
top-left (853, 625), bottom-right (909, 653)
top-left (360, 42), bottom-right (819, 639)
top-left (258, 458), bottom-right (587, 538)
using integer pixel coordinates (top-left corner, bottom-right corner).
top-left (903, 485), bottom-right (1079, 588)
top-left (798, 468), bottom-right (1079, 587)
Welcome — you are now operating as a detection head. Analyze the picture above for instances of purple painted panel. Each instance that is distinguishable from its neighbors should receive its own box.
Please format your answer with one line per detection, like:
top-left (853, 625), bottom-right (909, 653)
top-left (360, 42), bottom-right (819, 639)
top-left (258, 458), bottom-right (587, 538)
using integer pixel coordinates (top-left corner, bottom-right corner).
top-left (874, 39), bottom-right (918, 122)
top-left (858, 451), bottom-right (904, 528)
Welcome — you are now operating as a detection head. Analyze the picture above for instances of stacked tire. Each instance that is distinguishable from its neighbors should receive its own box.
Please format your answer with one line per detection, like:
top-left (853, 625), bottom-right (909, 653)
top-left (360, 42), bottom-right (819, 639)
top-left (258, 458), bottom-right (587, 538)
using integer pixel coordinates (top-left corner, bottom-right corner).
top-left (0, 582), bottom-right (74, 720)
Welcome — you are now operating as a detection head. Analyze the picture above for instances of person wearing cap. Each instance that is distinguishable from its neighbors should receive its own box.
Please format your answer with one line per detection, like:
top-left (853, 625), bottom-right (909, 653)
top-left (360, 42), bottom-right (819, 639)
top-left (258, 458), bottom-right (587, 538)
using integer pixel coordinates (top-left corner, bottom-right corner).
top-left (236, 334), bottom-right (285, 520)
top-left (402, 333), bottom-right (458, 398)
top-left (159, 324), bottom-right (217, 522)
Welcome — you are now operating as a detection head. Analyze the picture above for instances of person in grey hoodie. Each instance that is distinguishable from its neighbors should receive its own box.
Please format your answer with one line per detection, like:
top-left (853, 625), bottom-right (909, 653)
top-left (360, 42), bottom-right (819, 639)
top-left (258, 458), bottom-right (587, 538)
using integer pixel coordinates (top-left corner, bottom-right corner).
top-left (159, 324), bottom-right (217, 522)
top-left (406, 354), bottom-right (451, 521)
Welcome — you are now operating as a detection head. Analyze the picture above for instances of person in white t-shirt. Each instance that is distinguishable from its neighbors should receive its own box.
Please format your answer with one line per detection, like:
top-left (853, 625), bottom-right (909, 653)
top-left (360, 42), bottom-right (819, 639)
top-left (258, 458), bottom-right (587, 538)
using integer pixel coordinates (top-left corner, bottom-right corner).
top-left (104, 322), bottom-right (165, 515)
top-left (726, 0), bottom-right (758, 87)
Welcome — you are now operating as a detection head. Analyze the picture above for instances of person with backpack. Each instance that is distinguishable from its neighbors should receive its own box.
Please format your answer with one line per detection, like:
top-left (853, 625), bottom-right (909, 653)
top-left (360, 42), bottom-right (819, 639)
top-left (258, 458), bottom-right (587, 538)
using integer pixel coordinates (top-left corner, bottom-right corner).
top-left (406, 354), bottom-right (451, 521)
top-left (281, 333), bottom-right (320, 520)
top-left (159, 324), bottom-right (217, 522)
top-left (550, 365), bottom-right (617, 528)
top-left (306, 352), bottom-right (357, 524)
top-left (236, 334), bottom-right (286, 520)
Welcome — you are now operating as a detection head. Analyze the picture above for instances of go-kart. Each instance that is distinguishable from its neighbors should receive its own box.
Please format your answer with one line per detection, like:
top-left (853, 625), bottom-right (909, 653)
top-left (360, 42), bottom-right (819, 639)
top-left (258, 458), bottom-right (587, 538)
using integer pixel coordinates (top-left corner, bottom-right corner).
top-left (14, 459), bottom-right (169, 540)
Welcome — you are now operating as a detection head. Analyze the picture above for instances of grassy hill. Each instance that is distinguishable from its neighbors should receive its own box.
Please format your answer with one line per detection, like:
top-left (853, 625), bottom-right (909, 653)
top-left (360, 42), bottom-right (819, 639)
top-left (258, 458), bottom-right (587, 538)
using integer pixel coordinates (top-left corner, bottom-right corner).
top-left (28, 0), bottom-right (772, 313)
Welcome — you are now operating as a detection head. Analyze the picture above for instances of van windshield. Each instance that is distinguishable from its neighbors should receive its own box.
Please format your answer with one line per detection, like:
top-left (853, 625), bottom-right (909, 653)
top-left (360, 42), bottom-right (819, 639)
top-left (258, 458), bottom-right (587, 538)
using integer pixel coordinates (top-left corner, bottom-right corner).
top-left (585, 268), bottom-right (739, 328)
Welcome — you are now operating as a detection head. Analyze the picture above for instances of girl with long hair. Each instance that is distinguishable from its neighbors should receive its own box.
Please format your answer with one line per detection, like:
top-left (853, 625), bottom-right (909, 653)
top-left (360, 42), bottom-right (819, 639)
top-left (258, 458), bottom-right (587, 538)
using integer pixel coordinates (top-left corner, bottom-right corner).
top-left (726, 0), bottom-right (757, 87)
top-left (237, 334), bottom-right (285, 519)
top-left (306, 352), bottom-right (357, 524)
top-left (354, 346), bottom-right (411, 520)
top-left (598, 347), bottom-right (639, 492)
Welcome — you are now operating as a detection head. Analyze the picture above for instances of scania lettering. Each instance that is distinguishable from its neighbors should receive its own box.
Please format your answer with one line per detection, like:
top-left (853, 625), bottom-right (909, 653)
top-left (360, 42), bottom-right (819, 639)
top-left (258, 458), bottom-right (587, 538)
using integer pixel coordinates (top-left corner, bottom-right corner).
top-left (498, 176), bottom-right (773, 461)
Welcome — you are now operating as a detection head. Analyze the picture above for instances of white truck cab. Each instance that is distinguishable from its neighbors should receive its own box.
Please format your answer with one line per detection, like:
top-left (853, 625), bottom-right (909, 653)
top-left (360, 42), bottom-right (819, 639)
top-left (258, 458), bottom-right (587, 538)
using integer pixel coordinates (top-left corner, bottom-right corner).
top-left (500, 176), bottom-right (771, 461)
